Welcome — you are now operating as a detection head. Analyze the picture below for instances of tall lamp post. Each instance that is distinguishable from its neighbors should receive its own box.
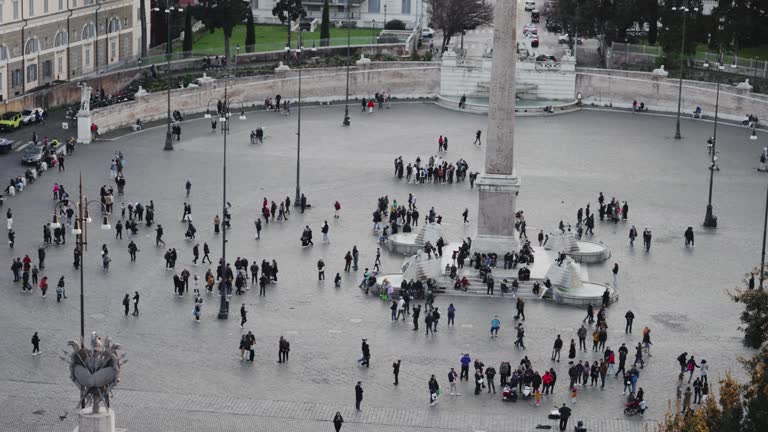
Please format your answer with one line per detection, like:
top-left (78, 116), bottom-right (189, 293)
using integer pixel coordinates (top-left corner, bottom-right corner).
top-left (153, 2), bottom-right (184, 151)
top-left (342, 4), bottom-right (351, 126)
top-left (703, 61), bottom-right (721, 228)
top-left (672, 4), bottom-right (698, 140)
top-left (204, 83), bottom-right (246, 319)
top-left (53, 174), bottom-right (111, 407)
top-left (288, 32), bottom-right (311, 206)
top-left (760, 183), bottom-right (768, 289)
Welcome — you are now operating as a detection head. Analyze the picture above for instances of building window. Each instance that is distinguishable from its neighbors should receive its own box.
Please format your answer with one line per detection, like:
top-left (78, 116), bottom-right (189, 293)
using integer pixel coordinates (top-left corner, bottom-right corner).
top-left (72, 0), bottom-right (76, 7)
top-left (84, 0), bottom-right (93, 4)
top-left (42, 60), bottom-right (51, 79)
top-left (84, 47), bottom-right (90, 65)
top-left (81, 22), bottom-right (96, 40)
top-left (13, 0), bottom-right (19, 19)
top-left (26, 63), bottom-right (37, 82)
top-left (28, 0), bottom-right (33, 16)
top-left (24, 37), bottom-right (39, 55)
top-left (0, 45), bottom-right (7, 61)
top-left (44, 0), bottom-right (49, 13)
top-left (368, 0), bottom-right (379, 13)
top-left (12, 69), bottom-right (22, 87)
top-left (58, 0), bottom-right (62, 10)
top-left (54, 30), bottom-right (68, 47)
top-left (57, 56), bottom-right (62, 74)
top-left (108, 17), bottom-right (120, 33)
top-left (0, 2), bottom-right (4, 23)
top-left (401, 0), bottom-right (410, 14)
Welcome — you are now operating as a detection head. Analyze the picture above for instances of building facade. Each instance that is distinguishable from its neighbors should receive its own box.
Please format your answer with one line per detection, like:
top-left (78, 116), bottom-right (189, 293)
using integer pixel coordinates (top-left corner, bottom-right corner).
top-left (251, 0), bottom-right (426, 29)
top-left (0, 0), bottom-right (144, 101)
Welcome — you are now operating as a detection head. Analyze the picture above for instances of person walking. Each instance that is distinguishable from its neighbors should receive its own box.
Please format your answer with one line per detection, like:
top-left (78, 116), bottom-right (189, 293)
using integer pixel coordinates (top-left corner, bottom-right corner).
top-left (317, 259), bottom-right (325, 281)
top-left (31, 332), bottom-right (41, 355)
top-left (358, 339), bottom-right (370, 367)
top-left (333, 412), bottom-right (344, 432)
top-left (355, 382), bottom-right (364, 411)
top-left (322, 221), bottom-right (330, 242)
top-left (240, 304), bottom-right (247, 328)
top-left (515, 297), bottom-right (525, 320)
top-left (429, 374), bottom-right (440, 406)
top-left (202, 243), bottom-right (212, 264)
top-left (392, 359), bottom-right (401, 385)
top-left (612, 263), bottom-right (619, 287)
top-left (558, 403), bottom-right (572, 431)
top-left (462, 208), bottom-right (469, 224)
top-left (155, 224), bottom-right (165, 246)
top-left (514, 323), bottom-right (526, 349)
top-left (474, 130), bottom-right (482, 145)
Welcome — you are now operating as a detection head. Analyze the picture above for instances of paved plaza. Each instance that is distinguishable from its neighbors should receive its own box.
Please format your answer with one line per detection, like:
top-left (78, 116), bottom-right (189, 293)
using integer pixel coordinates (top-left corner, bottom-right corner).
top-left (0, 103), bottom-right (764, 431)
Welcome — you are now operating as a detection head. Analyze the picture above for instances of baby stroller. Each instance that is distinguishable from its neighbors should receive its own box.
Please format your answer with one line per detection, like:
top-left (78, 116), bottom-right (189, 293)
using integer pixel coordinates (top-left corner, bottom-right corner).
top-left (502, 385), bottom-right (518, 402)
top-left (521, 385), bottom-right (533, 400)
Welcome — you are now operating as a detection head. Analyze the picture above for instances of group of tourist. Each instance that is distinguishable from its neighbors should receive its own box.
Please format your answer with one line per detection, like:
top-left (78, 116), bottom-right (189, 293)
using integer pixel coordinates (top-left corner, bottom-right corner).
top-left (392, 155), bottom-right (473, 185)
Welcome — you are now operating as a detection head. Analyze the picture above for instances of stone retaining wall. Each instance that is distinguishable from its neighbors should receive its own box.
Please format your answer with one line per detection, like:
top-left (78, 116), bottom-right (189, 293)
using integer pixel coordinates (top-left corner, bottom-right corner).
top-left (576, 68), bottom-right (768, 123)
top-left (93, 62), bottom-right (440, 133)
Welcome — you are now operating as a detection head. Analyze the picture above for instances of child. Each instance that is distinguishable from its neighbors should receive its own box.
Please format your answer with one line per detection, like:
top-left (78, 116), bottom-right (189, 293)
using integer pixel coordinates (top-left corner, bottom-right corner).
top-left (193, 274), bottom-right (200, 295)
top-left (334, 273), bottom-right (341, 287)
top-left (534, 388), bottom-right (542, 407)
top-left (571, 386), bottom-right (577, 404)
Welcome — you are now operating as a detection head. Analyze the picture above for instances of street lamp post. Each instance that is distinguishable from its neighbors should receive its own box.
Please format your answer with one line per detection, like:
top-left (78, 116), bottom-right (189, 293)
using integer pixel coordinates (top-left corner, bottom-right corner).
top-left (153, 3), bottom-right (183, 151)
top-left (204, 83), bottom-right (246, 319)
top-left (342, 4), bottom-right (351, 126)
top-left (292, 32), bottom-right (306, 206)
top-left (760, 183), bottom-right (768, 289)
top-left (703, 76), bottom-right (720, 228)
top-left (53, 173), bottom-right (110, 407)
top-left (235, 44), bottom-right (240, 65)
top-left (371, 20), bottom-right (376, 45)
top-left (673, 4), bottom-right (697, 140)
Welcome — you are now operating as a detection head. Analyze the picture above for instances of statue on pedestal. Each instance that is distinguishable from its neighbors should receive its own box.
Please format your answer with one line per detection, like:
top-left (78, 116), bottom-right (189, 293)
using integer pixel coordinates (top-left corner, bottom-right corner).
top-left (79, 85), bottom-right (92, 114)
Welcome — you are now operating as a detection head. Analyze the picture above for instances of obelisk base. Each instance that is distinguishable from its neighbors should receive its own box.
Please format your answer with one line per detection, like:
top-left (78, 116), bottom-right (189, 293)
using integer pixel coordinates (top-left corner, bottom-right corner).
top-left (73, 407), bottom-right (115, 432)
top-left (474, 174), bottom-right (522, 254)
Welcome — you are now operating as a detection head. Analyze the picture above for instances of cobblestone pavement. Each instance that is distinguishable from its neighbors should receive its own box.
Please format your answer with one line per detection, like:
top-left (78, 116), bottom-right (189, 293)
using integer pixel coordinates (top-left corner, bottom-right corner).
top-left (0, 103), bottom-right (762, 431)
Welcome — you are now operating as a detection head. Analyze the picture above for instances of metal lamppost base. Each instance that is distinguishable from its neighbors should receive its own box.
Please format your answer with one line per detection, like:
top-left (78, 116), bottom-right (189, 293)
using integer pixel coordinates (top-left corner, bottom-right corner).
top-left (217, 295), bottom-right (229, 320)
top-left (751, 129), bottom-right (758, 140)
top-left (703, 204), bottom-right (718, 228)
top-left (343, 116), bottom-right (350, 126)
top-left (674, 122), bottom-right (682, 140)
top-left (164, 131), bottom-right (174, 151)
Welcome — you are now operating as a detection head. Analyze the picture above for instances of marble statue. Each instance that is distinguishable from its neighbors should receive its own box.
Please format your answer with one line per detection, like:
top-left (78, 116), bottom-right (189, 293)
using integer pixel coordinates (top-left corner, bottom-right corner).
top-left (652, 65), bottom-right (668, 77)
top-left (736, 79), bottom-right (753, 90)
top-left (275, 61), bottom-right (291, 72)
top-left (79, 85), bottom-right (92, 113)
top-left (355, 54), bottom-right (372, 65)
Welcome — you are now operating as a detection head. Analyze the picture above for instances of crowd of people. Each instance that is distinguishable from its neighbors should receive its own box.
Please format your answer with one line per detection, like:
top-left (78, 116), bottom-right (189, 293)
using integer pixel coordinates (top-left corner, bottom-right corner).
top-left (392, 154), bottom-right (473, 185)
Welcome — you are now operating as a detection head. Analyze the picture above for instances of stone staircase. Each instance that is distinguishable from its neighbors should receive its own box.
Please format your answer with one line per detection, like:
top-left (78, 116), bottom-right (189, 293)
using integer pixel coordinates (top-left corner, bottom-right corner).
top-left (414, 222), bottom-right (445, 246)
top-left (435, 273), bottom-right (544, 299)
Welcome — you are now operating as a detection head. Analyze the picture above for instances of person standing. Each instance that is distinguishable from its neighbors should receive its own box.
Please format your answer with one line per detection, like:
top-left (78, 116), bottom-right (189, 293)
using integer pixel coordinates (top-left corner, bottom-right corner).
top-left (629, 225), bottom-right (637, 246)
top-left (485, 365), bottom-right (497, 394)
top-left (577, 324), bottom-right (587, 351)
top-left (240, 304), bottom-right (247, 328)
top-left (412, 304), bottom-right (421, 331)
top-left (39, 276), bottom-right (49, 297)
top-left (37, 246), bottom-right (46, 269)
top-left (185, 180), bottom-right (192, 197)
top-left (552, 334), bottom-right (563, 362)
top-left (392, 359), bottom-right (401, 385)
top-left (612, 263), bottom-right (619, 287)
top-left (460, 353), bottom-right (471, 381)
top-left (317, 259), bottom-right (325, 281)
top-left (122, 294), bottom-right (130, 316)
top-left (278, 336), bottom-right (290, 363)
top-left (132, 291), bottom-right (140, 315)
top-left (490, 315), bottom-right (501, 338)
top-left (447, 303), bottom-right (456, 326)
top-left (448, 367), bottom-right (459, 395)
top-left (352, 246), bottom-right (359, 271)
top-left (31, 332), bottom-right (40, 355)
top-left (355, 382), bottom-right (364, 411)
top-left (625, 310), bottom-right (635, 333)
top-left (128, 240), bottom-right (138, 262)
top-left (57, 276), bottom-right (67, 299)
top-left (322, 220), bottom-right (330, 242)
top-left (333, 412), bottom-right (344, 432)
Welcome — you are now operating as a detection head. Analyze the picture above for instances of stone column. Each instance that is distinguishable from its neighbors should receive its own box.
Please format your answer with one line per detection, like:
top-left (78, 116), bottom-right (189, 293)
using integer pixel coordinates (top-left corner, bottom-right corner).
top-left (475, 0), bottom-right (521, 253)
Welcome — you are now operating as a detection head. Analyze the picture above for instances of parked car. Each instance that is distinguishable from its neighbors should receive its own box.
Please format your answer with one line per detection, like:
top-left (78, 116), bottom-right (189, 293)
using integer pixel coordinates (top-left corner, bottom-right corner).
top-left (21, 108), bottom-right (46, 125)
top-left (558, 34), bottom-right (583, 44)
top-left (0, 112), bottom-right (23, 131)
top-left (421, 27), bottom-right (435, 39)
top-left (0, 138), bottom-right (13, 154)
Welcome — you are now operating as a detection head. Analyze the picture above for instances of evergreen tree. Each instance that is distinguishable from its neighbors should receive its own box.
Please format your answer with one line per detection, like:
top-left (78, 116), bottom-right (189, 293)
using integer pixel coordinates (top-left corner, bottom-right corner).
top-left (183, 8), bottom-right (193, 57)
top-left (320, 0), bottom-right (330, 47)
top-left (245, 8), bottom-right (256, 53)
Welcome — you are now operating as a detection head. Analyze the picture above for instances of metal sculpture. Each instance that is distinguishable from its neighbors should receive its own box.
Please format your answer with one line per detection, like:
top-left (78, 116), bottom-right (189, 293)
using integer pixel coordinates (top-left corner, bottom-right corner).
top-left (61, 332), bottom-right (126, 413)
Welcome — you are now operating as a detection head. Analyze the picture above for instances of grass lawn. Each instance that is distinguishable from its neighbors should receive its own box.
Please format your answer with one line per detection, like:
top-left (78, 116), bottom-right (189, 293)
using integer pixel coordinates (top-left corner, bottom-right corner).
top-left (691, 43), bottom-right (768, 62)
top-left (190, 24), bottom-right (383, 55)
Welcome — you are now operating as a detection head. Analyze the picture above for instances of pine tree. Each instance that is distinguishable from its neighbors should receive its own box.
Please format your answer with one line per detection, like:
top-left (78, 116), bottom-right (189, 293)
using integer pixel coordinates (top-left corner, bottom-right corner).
top-left (183, 8), bottom-right (193, 57)
top-left (320, 0), bottom-right (330, 47)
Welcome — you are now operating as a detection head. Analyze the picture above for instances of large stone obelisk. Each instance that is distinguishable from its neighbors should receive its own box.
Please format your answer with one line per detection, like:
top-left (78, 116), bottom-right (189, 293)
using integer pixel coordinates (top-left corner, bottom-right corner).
top-left (474, 0), bottom-right (521, 253)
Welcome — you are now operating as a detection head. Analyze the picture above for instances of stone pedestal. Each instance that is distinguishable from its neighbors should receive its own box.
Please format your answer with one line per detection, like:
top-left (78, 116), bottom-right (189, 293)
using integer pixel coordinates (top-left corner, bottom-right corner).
top-left (474, 174), bottom-right (521, 253)
top-left (77, 111), bottom-right (92, 145)
top-left (73, 407), bottom-right (115, 432)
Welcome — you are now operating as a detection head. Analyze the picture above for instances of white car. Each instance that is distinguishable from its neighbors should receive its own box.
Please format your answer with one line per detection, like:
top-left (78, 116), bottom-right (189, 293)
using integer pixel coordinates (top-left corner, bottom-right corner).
top-left (21, 108), bottom-right (45, 125)
top-left (558, 34), bottom-right (583, 44)
top-left (525, 1), bottom-right (536, 11)
top-left (421, 27), bottom-right (435, 39)
top-left (522, 24), bottom-right (538, 36)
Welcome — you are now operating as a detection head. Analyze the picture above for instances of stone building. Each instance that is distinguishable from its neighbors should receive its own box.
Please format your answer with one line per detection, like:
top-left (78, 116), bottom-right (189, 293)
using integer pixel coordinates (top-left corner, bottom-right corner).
top-left (0, 0), bottom-right (144, 101)
top-left (251, 0), bottom-right (426, 29)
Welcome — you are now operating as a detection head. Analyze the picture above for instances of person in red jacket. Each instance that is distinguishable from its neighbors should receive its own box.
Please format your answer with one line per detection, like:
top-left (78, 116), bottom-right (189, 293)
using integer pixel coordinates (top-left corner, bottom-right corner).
top-left (39, 276), bottom-right (48, 297)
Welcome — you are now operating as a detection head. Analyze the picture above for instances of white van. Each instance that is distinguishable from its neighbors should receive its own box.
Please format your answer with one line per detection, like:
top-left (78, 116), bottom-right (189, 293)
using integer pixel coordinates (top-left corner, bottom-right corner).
top-left (525, 1), bottom-right (536, 11)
